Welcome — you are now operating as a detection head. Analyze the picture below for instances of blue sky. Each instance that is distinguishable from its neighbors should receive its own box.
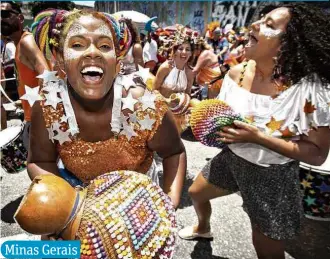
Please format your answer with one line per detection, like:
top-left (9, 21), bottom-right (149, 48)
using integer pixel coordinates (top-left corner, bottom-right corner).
top-left (73, 1), bottom-right (95, 7)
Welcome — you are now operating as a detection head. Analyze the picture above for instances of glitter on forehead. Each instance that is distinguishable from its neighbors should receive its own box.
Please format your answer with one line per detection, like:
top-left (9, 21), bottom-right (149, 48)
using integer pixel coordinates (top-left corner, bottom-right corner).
top-left (95, 24), bottom-right (112, 38)
top-left (63, 23), bottom-right (88, 61)
top-left (260, 24), bottom-right (282, 38)
top-left (63, 18), bottom-right (115, 61)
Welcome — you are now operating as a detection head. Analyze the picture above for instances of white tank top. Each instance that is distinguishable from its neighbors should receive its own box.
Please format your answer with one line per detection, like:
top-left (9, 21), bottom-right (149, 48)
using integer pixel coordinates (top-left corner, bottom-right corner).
top-left (163, 63), bottom-right (188, 92)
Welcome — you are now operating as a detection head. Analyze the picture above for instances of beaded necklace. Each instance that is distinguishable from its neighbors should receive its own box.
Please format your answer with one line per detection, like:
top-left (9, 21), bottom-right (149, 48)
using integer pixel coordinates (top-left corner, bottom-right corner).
top-left (238, 61), bottom-right (290, 97)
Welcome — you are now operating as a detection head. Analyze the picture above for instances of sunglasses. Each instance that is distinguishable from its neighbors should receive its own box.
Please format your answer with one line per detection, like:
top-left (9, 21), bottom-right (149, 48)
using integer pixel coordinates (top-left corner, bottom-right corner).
top-left (1, 10), bottom-right (19, 19)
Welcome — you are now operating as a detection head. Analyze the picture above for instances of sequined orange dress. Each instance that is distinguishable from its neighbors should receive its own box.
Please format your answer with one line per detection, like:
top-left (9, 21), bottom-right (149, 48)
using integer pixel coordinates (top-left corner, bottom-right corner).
top-left (41, 79), bottom-right (168, 184)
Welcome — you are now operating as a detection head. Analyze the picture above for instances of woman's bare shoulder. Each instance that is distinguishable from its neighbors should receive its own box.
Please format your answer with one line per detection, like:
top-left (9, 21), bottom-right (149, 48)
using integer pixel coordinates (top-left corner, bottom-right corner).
top-left (159, 61), bottom-right (172, 71)
top-left (185, 66), bottom-right (194, 76)
top-left (228, 61), bottom-right (249, 82)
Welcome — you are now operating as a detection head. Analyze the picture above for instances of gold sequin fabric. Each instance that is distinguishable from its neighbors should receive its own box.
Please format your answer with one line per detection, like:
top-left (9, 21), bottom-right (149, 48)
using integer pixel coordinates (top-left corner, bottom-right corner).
top-left (77, 170), bottom-right (176, 259)
top-left (41, 95), bottom-right (168, 183)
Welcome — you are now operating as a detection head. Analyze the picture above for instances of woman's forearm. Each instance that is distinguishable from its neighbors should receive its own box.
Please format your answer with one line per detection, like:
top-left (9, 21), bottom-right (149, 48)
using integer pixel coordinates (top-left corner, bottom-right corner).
top-left (257, 134), bottom-right (328, 166)
top-left (27, 163), bottom-right (59, 181)
top-left (162, 151), bottom-right (187, 208)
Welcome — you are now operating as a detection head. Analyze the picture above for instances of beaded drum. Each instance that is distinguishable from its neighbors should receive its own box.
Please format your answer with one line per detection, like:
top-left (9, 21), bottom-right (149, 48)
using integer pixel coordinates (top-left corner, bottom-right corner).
top-left (190, 99), bottom-right (246, 148)
top-left (15, 171), bottom-right (176, 259)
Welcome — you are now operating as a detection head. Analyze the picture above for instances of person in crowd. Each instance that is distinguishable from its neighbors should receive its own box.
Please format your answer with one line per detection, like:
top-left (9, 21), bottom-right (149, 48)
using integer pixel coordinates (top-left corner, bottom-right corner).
top-left (192, 37), bottom-right (223, 99)
top-left (1, 37), bottom-right (18, 100)
top-left (207, 27), bottom-right (229, 65)
top-left (228, 27), bottom-right (248, 64)
top-left (179, 3), bottom-right (330, 259)
top-left (0, 1), bottom-right (49, 149)
top-left (153, 29), bottom-right (194, 133)
top-left (119, 18), bottom-right (144, 75)
top-left (28, 10), bottom-right (187, 213)
top-left (1, 65), bottom-right (7, 129)
top-left (153, 32), bottom-right (194, 99)
top-left (143, 31), bottom-right (158, 74)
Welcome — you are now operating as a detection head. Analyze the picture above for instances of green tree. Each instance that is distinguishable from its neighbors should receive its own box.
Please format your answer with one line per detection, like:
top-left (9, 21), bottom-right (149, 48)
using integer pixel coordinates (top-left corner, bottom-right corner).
top-left (28, 1), bottom-right (76, 18)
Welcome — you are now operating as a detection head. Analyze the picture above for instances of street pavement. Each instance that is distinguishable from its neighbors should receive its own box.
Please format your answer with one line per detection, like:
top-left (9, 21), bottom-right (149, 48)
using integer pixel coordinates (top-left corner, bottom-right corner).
top-left (1, 128), bottom-right (329, 259)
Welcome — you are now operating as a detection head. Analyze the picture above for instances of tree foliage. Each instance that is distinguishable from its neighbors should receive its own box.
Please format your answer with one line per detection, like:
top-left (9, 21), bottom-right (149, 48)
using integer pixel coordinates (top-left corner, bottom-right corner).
top-left (28, 1), bottom-right (76, 18)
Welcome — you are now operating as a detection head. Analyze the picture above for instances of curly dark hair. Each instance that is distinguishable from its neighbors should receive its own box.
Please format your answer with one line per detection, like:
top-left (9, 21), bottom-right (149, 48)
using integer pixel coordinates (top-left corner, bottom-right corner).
top-left (273, 3), bottom-right (330, 86)
top-left (122, 18), bottom-right (140, 44)
top-left (171, 38), bottom-right (195, 64)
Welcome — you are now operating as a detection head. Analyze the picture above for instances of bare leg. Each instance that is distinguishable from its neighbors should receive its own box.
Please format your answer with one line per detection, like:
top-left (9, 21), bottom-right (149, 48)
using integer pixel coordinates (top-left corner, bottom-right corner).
top-left (252, 226), bottom-right (285, 259)
top-left (188, 173), bottom-right (231, 233)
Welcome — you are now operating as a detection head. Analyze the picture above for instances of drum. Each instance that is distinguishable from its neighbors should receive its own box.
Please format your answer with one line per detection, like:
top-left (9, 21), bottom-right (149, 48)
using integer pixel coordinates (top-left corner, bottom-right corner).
top-left (0, 125), bottom-right (27, 173)
top-left (299, 153), bottom-right (330, 221)
top-left (15, 171), bottom-right (176, 259)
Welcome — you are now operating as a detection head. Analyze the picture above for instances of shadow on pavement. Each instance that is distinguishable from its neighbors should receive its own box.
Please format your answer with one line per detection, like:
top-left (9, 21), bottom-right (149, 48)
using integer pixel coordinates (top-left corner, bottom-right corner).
top-left (285, 217), bottom-right (330, 259)
top-left (178, 176), bottom-right (194, 209)
top-left (191, 240), bottom-right (229, 259)
top-left (181, 127), bottom-right (198, 142)
top-left (1, 196), bottom-right (23, 223)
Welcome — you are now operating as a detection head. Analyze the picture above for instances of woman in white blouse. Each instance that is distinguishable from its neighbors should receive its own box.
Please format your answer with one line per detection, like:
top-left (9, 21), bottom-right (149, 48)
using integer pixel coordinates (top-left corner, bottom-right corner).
top-left (179, 3), bottom-right (330, 259)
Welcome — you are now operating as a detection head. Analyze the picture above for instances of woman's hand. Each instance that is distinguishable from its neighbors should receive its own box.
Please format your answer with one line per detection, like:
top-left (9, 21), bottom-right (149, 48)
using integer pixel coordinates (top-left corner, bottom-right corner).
top-left (216, 120), bottom-right (264, 144)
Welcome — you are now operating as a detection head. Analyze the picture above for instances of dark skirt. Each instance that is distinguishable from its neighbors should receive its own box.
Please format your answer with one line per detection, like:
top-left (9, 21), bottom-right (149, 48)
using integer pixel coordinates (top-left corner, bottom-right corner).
top-left (201, 147), bottom-right (303, 240)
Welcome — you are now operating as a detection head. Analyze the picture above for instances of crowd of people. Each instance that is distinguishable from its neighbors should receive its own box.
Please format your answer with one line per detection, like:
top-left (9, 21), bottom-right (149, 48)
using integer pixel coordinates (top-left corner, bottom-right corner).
top-left (1, 1), bottom-right (330, 259)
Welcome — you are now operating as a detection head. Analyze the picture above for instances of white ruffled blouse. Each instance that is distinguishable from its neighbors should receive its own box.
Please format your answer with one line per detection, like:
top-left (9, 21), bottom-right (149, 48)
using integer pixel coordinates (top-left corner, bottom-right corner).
top-left (217, 74), bottom-right (330, 167)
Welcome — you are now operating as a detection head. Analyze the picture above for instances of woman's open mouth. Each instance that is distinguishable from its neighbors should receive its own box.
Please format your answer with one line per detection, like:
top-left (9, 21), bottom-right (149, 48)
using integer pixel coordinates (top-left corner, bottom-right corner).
top-left (80, 66), bottom-right (104, 84)
top-left (180, 55), bottom-right (188, 60)
top-left (245, 34), bottom-right (258, 48)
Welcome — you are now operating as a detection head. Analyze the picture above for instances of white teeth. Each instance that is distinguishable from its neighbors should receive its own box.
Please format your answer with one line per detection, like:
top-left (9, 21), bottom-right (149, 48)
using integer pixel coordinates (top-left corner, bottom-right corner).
top-left (81, 66), bottom-right (103, 74)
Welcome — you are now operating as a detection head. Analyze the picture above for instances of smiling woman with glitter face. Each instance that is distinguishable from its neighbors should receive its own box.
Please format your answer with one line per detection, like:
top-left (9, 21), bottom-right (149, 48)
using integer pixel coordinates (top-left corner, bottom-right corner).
top-left (27, 9), bottom-right (186, 222)
top-left (179, 3), bottom-right (330, 259)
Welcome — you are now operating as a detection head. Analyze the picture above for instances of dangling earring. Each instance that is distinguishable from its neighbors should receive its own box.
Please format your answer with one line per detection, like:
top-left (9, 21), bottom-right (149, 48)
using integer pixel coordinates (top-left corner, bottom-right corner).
top-left (56, 61), bottom-right (67, 80)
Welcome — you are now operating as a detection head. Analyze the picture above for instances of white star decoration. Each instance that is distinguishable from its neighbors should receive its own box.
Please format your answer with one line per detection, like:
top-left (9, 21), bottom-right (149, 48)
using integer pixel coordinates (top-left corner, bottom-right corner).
top-left (121, 113), bottom-right (129, 123)
top-left (129, 112), bottom-right (139, 124)
top-left (123, 76), bottom-right (136, 91)
top-left (52, 121), bottom-right (62, 133)
top-left (136, 65), bottom-right (150, 84)
top-left (47, 127), bottom-right (55, 143)
top-left (120, 123), bottom-right (138, 141)
top-left (122, 92), bottom-right (138, 111)
top-left (60, 114), bottom-right (68, 123)
top-left (116, 74), bottom-right (135, 91)
top-left (53, 128), bottom-right (71, 145)
top-left (138, 114), bottom-right (155, 130)
top-left (110, 121), bottom-right (122, 135)
top-left (138, 90), bottom-right (156, 111)
top-left (42, 81), bottom-right (62, 93)
top-left (44, 91), bottom-right (62, 109)
top-left (20, 85), bottom-right (43, 107)
top-left (37, 70), bottom-right (58, 83)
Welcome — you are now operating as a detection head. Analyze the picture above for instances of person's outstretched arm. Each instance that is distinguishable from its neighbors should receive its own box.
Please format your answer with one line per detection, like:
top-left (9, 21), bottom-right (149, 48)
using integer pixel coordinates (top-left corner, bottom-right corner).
top-left (148, 111), bottom-right (187, 208)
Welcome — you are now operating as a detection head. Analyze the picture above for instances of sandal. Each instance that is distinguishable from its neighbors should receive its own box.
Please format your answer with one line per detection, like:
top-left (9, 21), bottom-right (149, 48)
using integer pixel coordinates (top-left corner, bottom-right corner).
top-left (178, 226), bottom-right (213, 240)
